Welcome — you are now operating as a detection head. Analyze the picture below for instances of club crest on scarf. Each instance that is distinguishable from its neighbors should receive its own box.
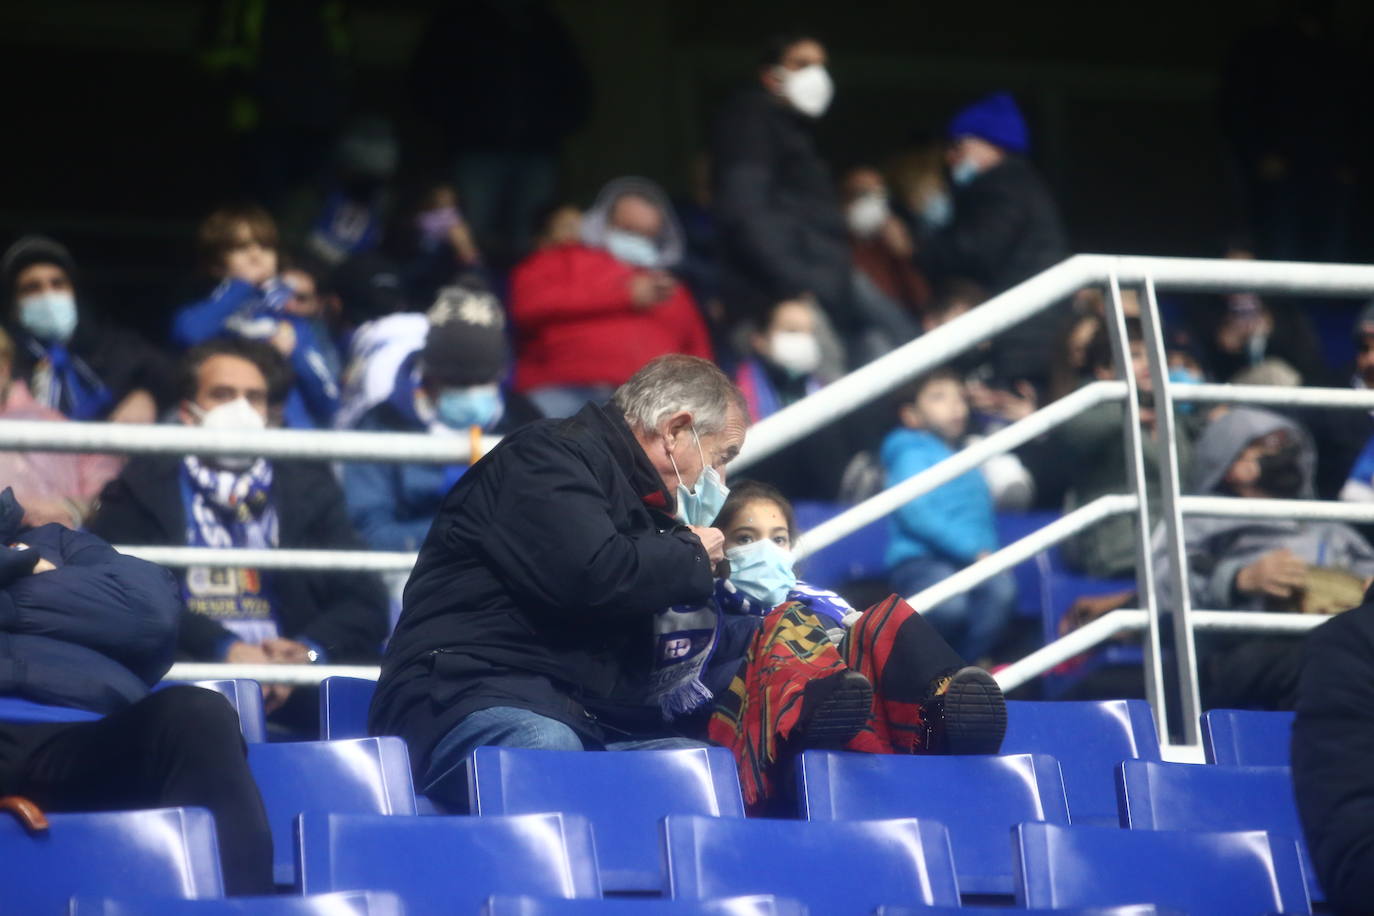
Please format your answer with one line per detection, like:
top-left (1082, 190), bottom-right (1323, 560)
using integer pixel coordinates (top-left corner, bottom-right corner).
top-left (647, 603), bottom-right (720, 719)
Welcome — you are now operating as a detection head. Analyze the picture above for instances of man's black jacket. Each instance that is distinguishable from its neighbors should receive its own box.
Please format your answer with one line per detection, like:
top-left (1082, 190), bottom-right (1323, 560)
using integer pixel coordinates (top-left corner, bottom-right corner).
top-left (1292, 596), bottom-right (1374, 913)
top-left (712, 85), bottom-right (853, 328)
top-left (369, 403), bottom-right (715, 775)
top-left (87, 455), bottom-right (387, 662)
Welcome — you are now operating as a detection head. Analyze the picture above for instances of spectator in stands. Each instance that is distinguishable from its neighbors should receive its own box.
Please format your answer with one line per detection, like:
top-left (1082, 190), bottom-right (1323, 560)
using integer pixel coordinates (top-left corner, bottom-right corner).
top-left (713, 34), bottom-right (856, 341)
top-left (1204, 285), bottom-right (1326, 388)
top-left (918, 92), bottom-right (1069, 392)
top-left (0, 327), bottom-right (121, 528)
top-left (89, 338), bottom-right (388, 734)
top-left (344, 286), bottom-right (539, 553)
top-left (2, 235), bottom-right (172, 423)
top-left (281, 252), bottom-right (343, 384)
top-left (1057, 318), bottom-right (1193, 579)
top-left (387, 180), bottom-right (485, 307)
top-left (508, 177), bottom-right (712, 419)
top-left (285, 116), bottom-right (399, 267)
top-left (731, 295), bottom-right (850, 500)
top-left (1334, 303), bottom-right (1374, 504)
top-left (883, 368), bottom-right (1016, 662)
top-left (1292, 594), bottom-right (1374, 912)
top-left (1161, 407), bottom-right (1374, 708)
top-left (534, 204), bottom-right (584, 250)
top-left (0, 486), bottom-right (272, 894)
top-left (841, 166), bottom-right (927, 356)
top-left (172, 205), bottom-right (340, 428)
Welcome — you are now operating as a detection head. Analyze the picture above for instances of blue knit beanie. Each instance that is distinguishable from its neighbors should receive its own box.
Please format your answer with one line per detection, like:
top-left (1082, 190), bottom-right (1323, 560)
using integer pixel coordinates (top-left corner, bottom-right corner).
top-left (948, 92), bottom-right (1030, 153)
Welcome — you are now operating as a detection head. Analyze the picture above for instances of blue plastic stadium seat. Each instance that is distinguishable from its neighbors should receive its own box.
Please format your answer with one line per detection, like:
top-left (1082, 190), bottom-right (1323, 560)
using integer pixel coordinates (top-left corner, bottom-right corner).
top-left (247, 737), bottom-right (417, 887)
top-left (1117, 760), bottom-right (1320, 902)
top-left (662, 815), bottom-right (960, 914)
top-left (156, 679), bottom-right (268, 743)
top-left (469, 747), bottom-right (745, 892)
top-left (1013, 822), bottom-right (1311, 913)
top-left (482, 895), bottom-right (804, 916)
top-left (1001, 699), bottom-right (1161, 825)
top-left (70, 891), bottom-right (405, 915)
top-left (796, 750), bottom-right (1069, 895)
top-left (1201, 708), bottom-right (1295, 766)
top-left (996, 511), bottom-right (1059, 618)
top-left (792, 500), bottom-right (889, 588)
top-left (319, 676), bottom-right (376, 740)
top-left (877, 907), bottom-right (1183, 915)
top-left (298, 812), bottom-right (601, 913)
top-left (0, 807), bottom-right (221, 912)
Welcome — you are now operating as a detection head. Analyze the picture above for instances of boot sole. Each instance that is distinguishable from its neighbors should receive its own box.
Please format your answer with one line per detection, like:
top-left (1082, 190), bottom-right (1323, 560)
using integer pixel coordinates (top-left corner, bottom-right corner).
top-left (797, 671), bottom-right (873, 748)
top-left (939, 666), bottom-right (1007, 755)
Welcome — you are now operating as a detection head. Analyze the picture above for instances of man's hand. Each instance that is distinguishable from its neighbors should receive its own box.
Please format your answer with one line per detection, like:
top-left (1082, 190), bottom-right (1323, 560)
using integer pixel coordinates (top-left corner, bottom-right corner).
top-left (262, 637), bottom-right (313, 664)
top-left (269, 320), bottom-right (297, 357)
top-left (225, 641), bottom-right (269, 665)
top-left (1236, 548), bottom-right (1308, 598)
top-left (629, 270), bottom-right (676, 309)
top-left (687, 525), bottom-right (726, 565)
top-left (263, 683), bottom-right (294, 714)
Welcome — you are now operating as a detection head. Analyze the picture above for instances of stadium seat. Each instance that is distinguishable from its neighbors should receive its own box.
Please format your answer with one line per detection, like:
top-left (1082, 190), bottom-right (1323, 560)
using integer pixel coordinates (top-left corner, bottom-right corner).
top-left (482, 895), bottom-right (804, 915)
top-left (298, 811), bottom-right (601, 913)
top-left (662, 814), bottom-right (960, 913)
top-left (1116, 760), bottom-right (1320, 901)
top-left (1013, 822), bottom-right (1311, 913)
top-left (247, 736), bottom-right (417, 887)
top-left (796, 750), bottom-right (1069, 894)
top-left (995, 510), bottom-right (1058, 618)
top-left (0, 697), bottom-right (101, 723)
top-left (319, 676), bottom-right (376, 740)
top-left (792, 500), bottom-right (889, 588)
top-left (469, 746), bottom-right (745, 892)
top-left (1200, 708), bottom-right (1295, 766)
top-left (69, 891), bottom-right (405, 915)
top-left (1000, 699), bottom-right (1161, 825)
top-left (876, 907), bottom-right (1182, 915)
top-left (0, 807), bottom-right (221, 912)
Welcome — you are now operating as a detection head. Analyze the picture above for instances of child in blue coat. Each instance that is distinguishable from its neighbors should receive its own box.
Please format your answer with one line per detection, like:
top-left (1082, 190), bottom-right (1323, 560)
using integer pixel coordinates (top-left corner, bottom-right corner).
top-left (882, 367), bottom-right (1015, 662)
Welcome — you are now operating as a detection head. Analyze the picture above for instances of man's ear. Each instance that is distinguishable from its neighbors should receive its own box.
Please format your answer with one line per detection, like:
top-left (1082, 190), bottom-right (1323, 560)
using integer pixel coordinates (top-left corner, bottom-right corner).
top-left (898, 403), bottom-right (922, 429)
top-left (661, 409), bottom-right (694, 448)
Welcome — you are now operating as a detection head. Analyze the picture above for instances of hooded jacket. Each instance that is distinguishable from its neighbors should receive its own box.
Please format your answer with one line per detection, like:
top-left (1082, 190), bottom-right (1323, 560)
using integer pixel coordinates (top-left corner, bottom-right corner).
top-left (509, 178), bottom-right (711, 393)
top-left (1153, 407), bottom-right (1374, 610)
top-left (881, 427), bottom-right (998, 569)
top-left (0, 488), bottom-right (180, 715)
top-left (368, 402), bottom-right (714, 776)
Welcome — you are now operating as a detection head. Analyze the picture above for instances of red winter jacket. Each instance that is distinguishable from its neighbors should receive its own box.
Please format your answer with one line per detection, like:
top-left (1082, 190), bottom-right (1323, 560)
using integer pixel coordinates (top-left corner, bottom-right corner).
top-left (509, 244), bottom-right (713, 392)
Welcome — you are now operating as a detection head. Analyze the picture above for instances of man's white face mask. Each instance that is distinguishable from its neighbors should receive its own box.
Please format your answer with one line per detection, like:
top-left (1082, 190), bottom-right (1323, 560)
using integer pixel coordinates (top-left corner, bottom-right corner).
top-left (776, 64), bottom-right (834, 118)
top-left (188, 397), bottom-right (265, 470)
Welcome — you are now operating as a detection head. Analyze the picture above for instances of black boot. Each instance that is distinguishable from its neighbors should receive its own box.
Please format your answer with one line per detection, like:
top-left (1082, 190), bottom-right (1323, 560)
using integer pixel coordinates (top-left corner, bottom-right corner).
top-left (923, 666), bottom-right (1006, 755)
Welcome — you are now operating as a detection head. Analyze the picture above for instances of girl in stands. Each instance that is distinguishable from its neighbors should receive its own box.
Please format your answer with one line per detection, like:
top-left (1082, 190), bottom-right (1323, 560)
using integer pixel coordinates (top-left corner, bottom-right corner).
top-left (705, 480), bottom-right (1005, 809)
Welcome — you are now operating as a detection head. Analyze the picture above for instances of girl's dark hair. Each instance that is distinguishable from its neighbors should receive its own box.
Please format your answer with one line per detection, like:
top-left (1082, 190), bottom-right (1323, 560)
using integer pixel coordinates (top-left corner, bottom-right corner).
top-left (712, 479), bottom-right (798, 543)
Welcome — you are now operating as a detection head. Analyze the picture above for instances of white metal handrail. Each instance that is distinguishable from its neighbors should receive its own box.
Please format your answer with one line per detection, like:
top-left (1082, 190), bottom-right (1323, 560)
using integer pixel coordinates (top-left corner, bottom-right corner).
top-left (117, 546), bottom-right (418, 571)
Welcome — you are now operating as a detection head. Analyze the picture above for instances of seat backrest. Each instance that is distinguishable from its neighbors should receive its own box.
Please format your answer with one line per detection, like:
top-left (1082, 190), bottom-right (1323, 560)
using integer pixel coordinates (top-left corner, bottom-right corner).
top-left (796, 750), bottom-right (1069, 895)
top-left (155, 680), bottom-right (267, 743)
top-left (0, 807), bottom-right (221, 912)
top-left (318, 677), bottom-right (376, 740)
top-left (1013, 822), bottom-right (1311, 913)
top-left (1116, 760), bottom-right (1320, 901)
top-left (1000, 700), bottom-right (1161, 825)
top-left (470, 746), bottom-right (745, 893)
top-left (481, 894), bottom-right (804, 915)
top-left (247, 737), bottom-right (416, 887)
top-left (876, 907), bottom-right (1183, 915)
top-left (69, 891), bottom-right (405, 915)
top-left (663, 815), bottom-right (959, 914)
top-left (791, 500), bottom-right (889, 587)
top-left (298, 812), bottom-right (601, 913)
top-left (1200, 708), bottom-right (1295, 766)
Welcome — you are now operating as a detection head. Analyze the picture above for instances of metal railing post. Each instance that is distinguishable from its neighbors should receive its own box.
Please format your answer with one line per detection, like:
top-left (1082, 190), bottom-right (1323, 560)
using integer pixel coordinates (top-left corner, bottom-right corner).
top-left (1139, 273), bottom-right (1203, 744)
top-left (1104, 270), bottom-right (1169, 743)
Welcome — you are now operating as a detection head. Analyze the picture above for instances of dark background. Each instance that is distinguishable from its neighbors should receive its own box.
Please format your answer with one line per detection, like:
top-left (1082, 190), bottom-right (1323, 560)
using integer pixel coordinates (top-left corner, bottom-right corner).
top-left (3, 0), bottom-right (1373, 336)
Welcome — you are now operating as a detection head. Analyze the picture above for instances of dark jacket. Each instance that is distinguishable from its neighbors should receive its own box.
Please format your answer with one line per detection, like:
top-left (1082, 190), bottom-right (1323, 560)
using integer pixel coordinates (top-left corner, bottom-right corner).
top-left (712, 86), bottom-right (853, 329)
top-left (369, 403), bottom-right (715, 774)
top-left (921, 156), bottom-right (1070, 386)
top-left (0, 489), bottom-right (180, 713)
top-left (88, 455), bottom-right (388, 662)
top-left (9, 314), bottom-right (175, 419)
top-left (1292, 597), bottom-right (1374, 912)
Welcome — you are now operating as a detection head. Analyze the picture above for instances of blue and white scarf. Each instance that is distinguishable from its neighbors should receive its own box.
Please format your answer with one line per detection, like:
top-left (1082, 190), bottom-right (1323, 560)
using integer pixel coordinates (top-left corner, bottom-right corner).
top-left (26, 339), bottom-right (112, 420)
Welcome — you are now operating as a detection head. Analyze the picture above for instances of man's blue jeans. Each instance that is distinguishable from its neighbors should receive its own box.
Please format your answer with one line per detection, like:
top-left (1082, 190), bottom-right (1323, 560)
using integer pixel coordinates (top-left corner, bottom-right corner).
top-left (423, 706), bottom-right (706, 809)
top-left (890, 555), bottom-right (1016, 663)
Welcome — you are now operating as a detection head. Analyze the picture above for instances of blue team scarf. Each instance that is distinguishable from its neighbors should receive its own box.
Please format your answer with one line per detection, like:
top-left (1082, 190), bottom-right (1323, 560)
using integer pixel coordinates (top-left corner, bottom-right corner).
top-left (27, 339), bottom-right (112, 420)
top-left (181, 456), bottom-right (277, 550)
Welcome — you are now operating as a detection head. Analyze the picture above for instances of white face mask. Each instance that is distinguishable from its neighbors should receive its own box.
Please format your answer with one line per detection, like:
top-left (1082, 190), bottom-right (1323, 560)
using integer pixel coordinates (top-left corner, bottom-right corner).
top-left (846, 192), bottom-right (888, 238)
top-left (776, 64), bottom-right (833, 118)
top-left (189, 397), bottom-right (266, 470)
top-left (769, 330), bottom-right (822, 377)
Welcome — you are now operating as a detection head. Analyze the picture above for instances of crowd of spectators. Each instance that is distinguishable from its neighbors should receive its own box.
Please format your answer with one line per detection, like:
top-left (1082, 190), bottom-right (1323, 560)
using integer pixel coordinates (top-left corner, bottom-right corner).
top-left (2, 27), bottom-right (1372, 721)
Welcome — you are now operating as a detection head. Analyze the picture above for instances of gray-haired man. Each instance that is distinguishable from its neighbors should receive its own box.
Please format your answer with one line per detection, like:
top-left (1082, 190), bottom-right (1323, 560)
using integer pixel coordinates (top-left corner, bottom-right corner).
top-left (370, 355), bottom-right (757, 805)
